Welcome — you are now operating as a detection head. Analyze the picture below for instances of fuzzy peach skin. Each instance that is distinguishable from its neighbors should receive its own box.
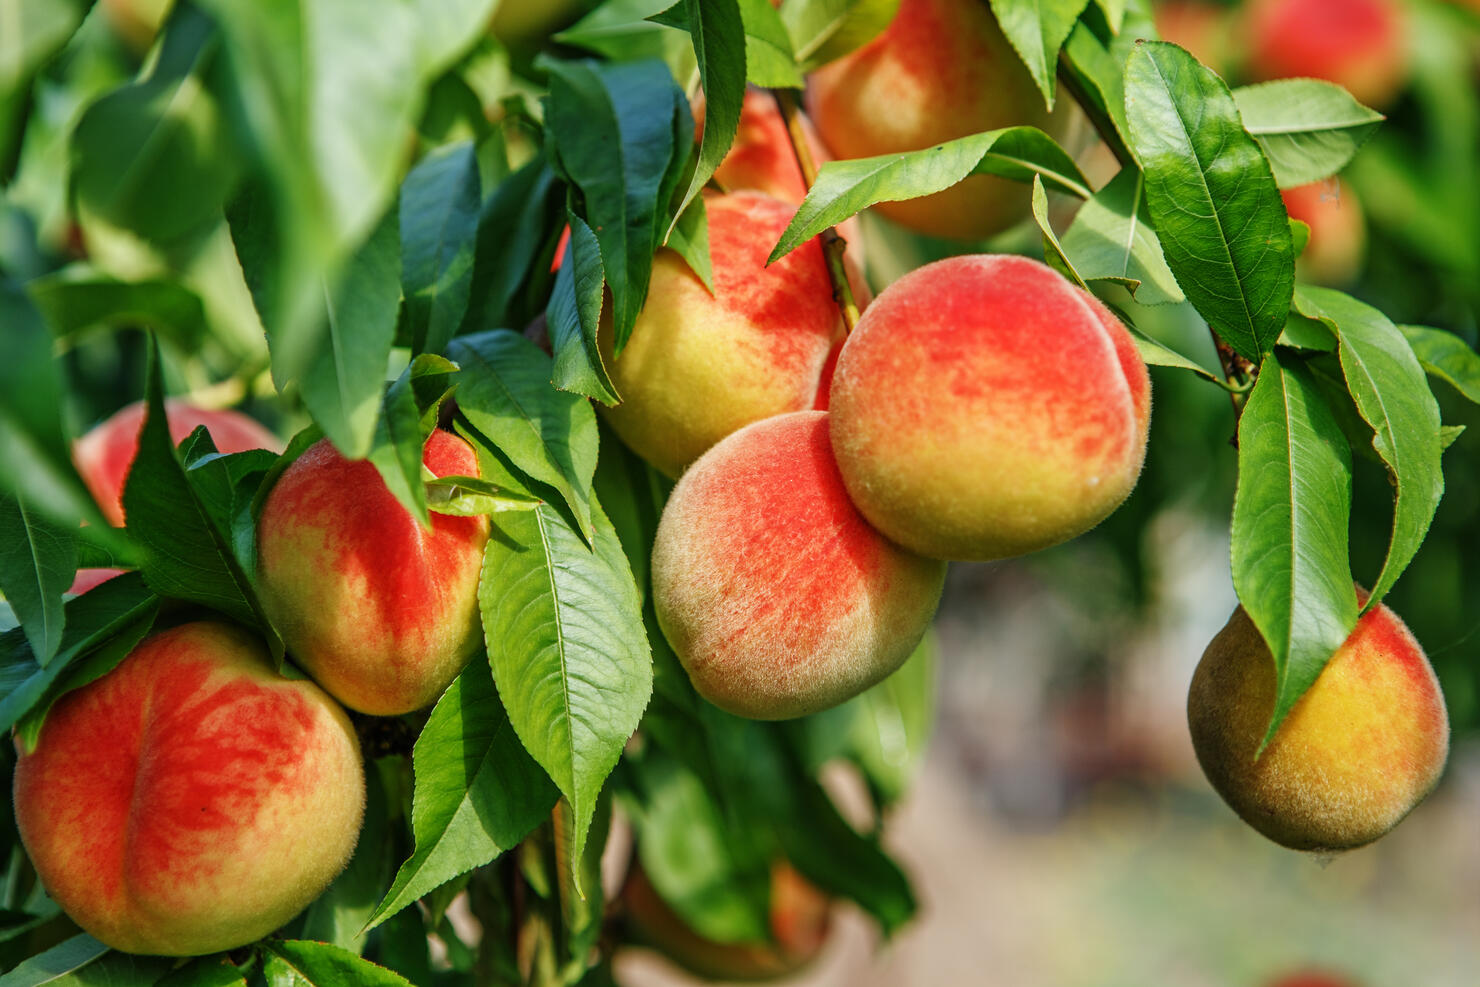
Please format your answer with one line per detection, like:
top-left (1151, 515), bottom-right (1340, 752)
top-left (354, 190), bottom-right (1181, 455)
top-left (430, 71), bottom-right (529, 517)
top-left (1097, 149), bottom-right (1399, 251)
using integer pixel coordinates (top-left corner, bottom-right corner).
top-left (1187, 598), bottom-right (1449, 852)
top-left (598, 191), bottom-right (848, 479)
top-left (828, 255), bottom-right (1150, 562)
top-left (13, 621), bottom-right (364, 956)
top-left (1242, 0), bottom-right (1409, 108)
top-left (651, 412), bottom-right (945, 720)
top-left (1283, 179), bottom-right (1366, 286)
top-left (623, 861), bottom-right (830, 981)
top-left (73, 398), bottom-right (282, 527)
top-left (807, 0), bottom-right (1065, 241)
top-left (255, 431), bottom-right (489, 715)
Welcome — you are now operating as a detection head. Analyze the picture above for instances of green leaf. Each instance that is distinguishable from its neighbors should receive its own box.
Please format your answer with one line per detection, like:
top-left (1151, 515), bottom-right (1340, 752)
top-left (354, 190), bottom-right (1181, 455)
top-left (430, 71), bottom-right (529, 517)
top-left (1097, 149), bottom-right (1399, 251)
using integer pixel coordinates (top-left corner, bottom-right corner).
top-left (1400, 325), bottom-right (1480, 406)
top-left (462, 159), bottom-right (564, 334)
top-left (1124, 41), bottom-right (1294, 362)
top-left (663, 192), bottom-right (712, 290)
top-left (70, 11), bottom-right (240, 245)
top-left (295, 207), bottom-right (400, 461)
top-left (27, 273), bottom-right (209, 350)
top-left (1059, 11), bottom-right (1145, 164)
top-left (770, 126), bottom-right (1090, 261)
top-left (0, 280), bottom-right (112, 535)
top-left (448, 331), bottom-right (599, 541)
top-left (989, 0), bottom-right (1092, 109)
top-left (738, 0), bottom-right (803, 88)
top-left (365, 660), bottom-right (557, 931)
top-left (553, 788), bottom-right (610, 969)
top-left (401, 141), bottom-right (481, 357)
top-left (0, 493), bottom-right (73, 664)
top-left (299, 767), bottom-right (392, 953)
top-left (1233, 79), bottom-right (1384, 189)
top-left (260, 940), bottom-right (412, 987)
top-left (480, 501), bottom-right (651, 894)
top-left (1293, 287), bottom-right (1444, 609)
top-left (546, 214), bottom-right (619, 405)
top-left (1093, 0), bottom-right (1125, 32)
top-left (0, 573), bottom-right (157, 742)
top-left (1232, 351), bottom-right (1357, 746)
top-left (155, 957), bottom-right (249, 987)
top-left (1031, 175), bottom-right (1086, 288)
top-left (556, 0), bottom-right (697, 76)
top-left (1129, 329), bottom-right (1222, 382)
top-left (0, 939), bottom-right (171, 986)
top-left (121, 341), bottom-right (267, 630)
top-left (0, 0), bottom-right (90, 168)
top-left (1059, 167), bottom-right (1184, 306)
top-left (779, 0), bottom-right (900, 72)
top-left (541, 58), bottom-right (688, 351)
top-left (424, 474), bottom-right (542, 516)
top-left (366, 353), bottom-right (459, 527)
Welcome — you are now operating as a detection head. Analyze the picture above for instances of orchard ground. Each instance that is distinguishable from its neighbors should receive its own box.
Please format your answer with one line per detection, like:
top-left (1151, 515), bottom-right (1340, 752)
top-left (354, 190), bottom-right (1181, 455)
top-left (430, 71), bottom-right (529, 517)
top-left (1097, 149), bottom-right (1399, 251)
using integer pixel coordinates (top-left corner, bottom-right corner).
top-left (620, 519), bottom-right (1480, 986)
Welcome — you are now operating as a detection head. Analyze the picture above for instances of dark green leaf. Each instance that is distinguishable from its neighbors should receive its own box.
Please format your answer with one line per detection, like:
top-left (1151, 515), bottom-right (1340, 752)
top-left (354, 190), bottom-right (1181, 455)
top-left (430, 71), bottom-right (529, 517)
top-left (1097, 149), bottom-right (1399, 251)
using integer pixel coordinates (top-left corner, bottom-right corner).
top-left (1400, 325), bottom-right (1480, 406)
top-left (462, 159), bottom-right (563, 334)
top-left (448, 331), bottom-right (599, 541)
top-left (480, 501), bottom-right (651, 894)
top-left (770, 127), bottom-right (1090, 261)
top-left (1232, 351), bottom-right (1357, 746)
top-left (1124, 41), bottom-right (1294, 361)
top-left (1233, 79), bottom-right (1383, 189)
top-left (1293, 287), bottom-right (1444, 608)
top-left (155, 957), bottom-right (249, 987)
top-left (260, 941), bottom-right (412, 987)
top-left (27, 274), bottom-right (208, 350)
top-left (988, 0), bottom-right (1091, 109)
top-left (0, 933), bottom-right (108, 987)
top-left (401, 142), bottom-right (480, 357)
top-left (0, 493), bottom-right (73, 664)
top-left (365, 660), bottom-right (557, 931)
top-left (1058, 167), bottom-right (1184, 306)
top-left (546, 214), bottom-right (618, 405)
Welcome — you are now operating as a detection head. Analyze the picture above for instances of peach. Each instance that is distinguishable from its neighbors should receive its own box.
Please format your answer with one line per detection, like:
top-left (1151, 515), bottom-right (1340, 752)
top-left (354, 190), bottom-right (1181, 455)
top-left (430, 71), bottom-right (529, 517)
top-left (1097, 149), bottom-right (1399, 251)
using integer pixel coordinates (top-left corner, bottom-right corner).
top-left (1187, 598), bottom-right (1449, 852)
top-left (806, 0), bottom-right (1066, 241)
top-left (651, 411), bottom-right (945, 720)
top-left (1282, 179), bottom-right (1366, 285)
top-left (1243, 0), bottom-right (1409, 108)
top-left (13, 621), bottom-right (364, 956)
top-left (623, 861), bottom-right (830, 981)
top-left (73, 399), bottom-right (282, 527)
top-left (255, 431), bottom-right (489, 715)
top-left (828, 254), bottom-right (1150, 562)
top-left (598, 191), bottom-right (848, 478)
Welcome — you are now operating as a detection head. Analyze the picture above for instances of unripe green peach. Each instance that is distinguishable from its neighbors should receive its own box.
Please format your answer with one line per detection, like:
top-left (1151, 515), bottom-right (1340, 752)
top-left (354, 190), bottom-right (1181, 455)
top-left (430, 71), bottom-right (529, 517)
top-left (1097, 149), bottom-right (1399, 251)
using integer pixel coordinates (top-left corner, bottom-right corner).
top-left (256, 431), bottom-right (489, 716)
top-left (598, 191), bottom-right (848, 478)
top-left (807, 0), bottom-right (1065, 240)
top-left (652, 411), bottom-right (945, 720)
top-left (828, 254), bottom-right (1150, 562)
top-left (623, 861), bottom-right (831, 982)
top-left (1187, 599), bottom-right (1449, 852)
top-left (13, 621), bottom-right (364, 956)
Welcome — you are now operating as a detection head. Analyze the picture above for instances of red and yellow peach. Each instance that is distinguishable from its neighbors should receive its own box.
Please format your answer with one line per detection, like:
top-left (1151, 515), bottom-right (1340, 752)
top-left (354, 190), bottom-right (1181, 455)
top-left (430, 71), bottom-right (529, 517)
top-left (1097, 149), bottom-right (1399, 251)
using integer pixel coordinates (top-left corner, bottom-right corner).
top-left (13, 621), bottom-right (364, 956)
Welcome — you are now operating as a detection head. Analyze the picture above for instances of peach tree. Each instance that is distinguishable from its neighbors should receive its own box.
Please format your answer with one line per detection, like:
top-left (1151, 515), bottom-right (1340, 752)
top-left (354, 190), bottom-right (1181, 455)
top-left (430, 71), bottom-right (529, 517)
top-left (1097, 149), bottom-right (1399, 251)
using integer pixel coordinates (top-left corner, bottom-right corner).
top-left (0, 0), bottom-right (1477, 984)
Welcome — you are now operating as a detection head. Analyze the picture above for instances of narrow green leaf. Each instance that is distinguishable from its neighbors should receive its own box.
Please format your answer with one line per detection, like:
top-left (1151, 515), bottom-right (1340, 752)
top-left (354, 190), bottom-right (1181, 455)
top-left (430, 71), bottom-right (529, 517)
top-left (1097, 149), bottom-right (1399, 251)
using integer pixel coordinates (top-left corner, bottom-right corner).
top-left (779, 0), bottom-right (900, 71)
top-left (366, 354), bottom-right (459, 527)
top-left (448, 331), bottom-right (599, 541)
top-left (989, 0), bottom-right (1091, 109)
top-left (462, 159), bottom-right (564, 334)
top-left (1031, 175), bottom-right (1087, 288)
top-left (1231, 351), bottom-right (1357, 746)
top-left (424, 475), bottom-right (542, 516)
top-left (1128, 329), bottom-right (1222, 382)
top-left (0, 493), bottom-right (73, 664)
top-left (1059, 167), bottom-right (1184, 306)
top-left (663, 193), bottom-right (712, 291)
top-left (401, 141), bottom-right (481, 357)
top-left (1124, 41), bottom-right (1294, 362)
top-left (364, 660), bottom-right (557, 931)
top-left (1294, 287), bottom-right (1444, 609)
top-left (0, 933), bottom-right (108, 987)
top-left (1400, 325), bottom-right (1480, 406)
top-left (480, 501), bottom-right (651, 894)
top-left (737, 0), bottom-right (803, 87)
top-left (770, 126), bottom-right (1090, 261)
top-left (27, 274), bottom-right (208, 350)
top-left (260, 941), bottom-right (412, 987)
top-left (1233, 79), bottom-right (1384, 189)
top-left (546, 215), bottom-right (619, 405)
top-left (1093, 0), bottom-right (1125, 32)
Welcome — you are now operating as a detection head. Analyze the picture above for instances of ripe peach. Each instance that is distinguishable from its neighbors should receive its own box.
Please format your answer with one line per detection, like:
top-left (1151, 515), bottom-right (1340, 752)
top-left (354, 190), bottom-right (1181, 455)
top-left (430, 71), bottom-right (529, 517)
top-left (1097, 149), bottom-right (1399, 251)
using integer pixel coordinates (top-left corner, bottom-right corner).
top-left (13, 621), bottom-right (364, 956)
top-left (1187, 598), bottom-right (1449, 852)
top-left (828, 254), bottom-right (1150, 562)
top-left (1243, 0), bottom-right (1409, 108)
top-left (255, 431), bottom-right (489, 716)
top-left (73, 399), bottom-right (282, 527)
top-left (807, 0), bottom-right (1065, 240)
top-left (623, 861), bottom-right (831, 981)
top-left (651, 411), bottom-right (945, 720)
top-left (598, 191), bottom-right (848, 478)
top-left (1282, 179), bottom-right (1366, 285)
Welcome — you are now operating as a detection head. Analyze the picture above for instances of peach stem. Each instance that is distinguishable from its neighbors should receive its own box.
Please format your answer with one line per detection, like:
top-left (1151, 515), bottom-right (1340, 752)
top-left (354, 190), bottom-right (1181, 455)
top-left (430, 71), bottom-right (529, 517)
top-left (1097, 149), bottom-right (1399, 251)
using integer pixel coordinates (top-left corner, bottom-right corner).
top-left (771, 88), bottom-right (861, 335)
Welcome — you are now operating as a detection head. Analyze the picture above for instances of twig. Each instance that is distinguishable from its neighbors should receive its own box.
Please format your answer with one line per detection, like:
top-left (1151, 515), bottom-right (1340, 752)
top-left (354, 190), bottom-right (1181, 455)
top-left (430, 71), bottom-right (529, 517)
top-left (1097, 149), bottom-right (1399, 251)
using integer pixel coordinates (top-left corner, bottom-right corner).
top-left (770, 88), bottom-right (861, 334)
